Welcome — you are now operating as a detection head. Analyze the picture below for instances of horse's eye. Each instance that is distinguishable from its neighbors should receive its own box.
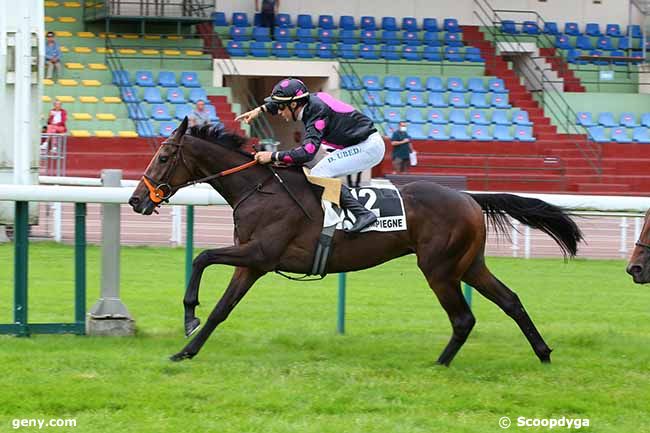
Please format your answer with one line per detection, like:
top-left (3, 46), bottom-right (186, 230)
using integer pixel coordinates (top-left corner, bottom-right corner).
top-left (159, 156), bottom-right (169, 163)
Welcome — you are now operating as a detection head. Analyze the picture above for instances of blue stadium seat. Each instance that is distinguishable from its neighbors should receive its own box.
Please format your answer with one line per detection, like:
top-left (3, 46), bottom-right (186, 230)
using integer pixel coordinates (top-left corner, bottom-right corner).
top-left (514, 126), bottom-right (535, 142)
top-left (470, 93), bottom-right (490, 108)
top-left (491, 93), bottom-right (511, 108)
top-left (406, 108), bottom-right (426, 124)
top-left (565, 22), bottom-right (581, 36)
top-left (151, 104), bottom-right (172, 121)
top-left (250, 41), bottom-right (270, 57)
top-left (384, 123), bottom-right (399, 136)
top-left (159, 121), bottom-right (177, 137)
top-left (449, 109), bottom-right (469, 124)
top-left (642, 113), bottom-right (650, 127)
top-left (180, 71), bottom-right (200, 88)
top-left (492, 110), bottom-right (511, 125)
top-left (274, 27), bottom-right (292, 42)
top-left (316, 43), bottom-right (335, 58)
top-left (513, 110), bottom-right (533, 126)
top-left (362, 75), bottom-right (382, 90)
top-left (362, 107), bottom-right (382, 122)
top-left (610, 50), bottom-right (626, 66)
top-left (167, 88), bottom-right (186, 104)
top-left (444, 18), bottom-right (460, 32)
top-left (631, 51), bottom-right (644, 63)
top-left (136, 121), bottom-right (155, 137)
top-left (428, 125), bottom-right (449, 140)
top-left (404, 76), bottom-right (424, 92)
top-left (493, 125), bottom-right (513, 141)
top-left (447, 77), bottom-right (465, 92)
top-left (363, 91), bottom-right (383, 106)
top-left (423, 18), bottom-right (438, 32)
top-left (120, 87), bottom-right (139, 103)
top-left (382, 31), bottom-right (399, 45)
top-left (158, 71), bottom-right (177, 87)
top-left (621, 113), bottom-right (640, 127)
top-left (445, 47), bottom-right (464, 62)
top-left (449, 92), bottom-right (469, 108)
top-left (359, 44), bottom-right (379, 59)
top-left (252, 26), bottom-right (271, 42)
top-left (212, 12), bottom-right (227, 26)
top-left (188, 88), bottom-right (207, 103)
top-left (589, 50), bottom-right (608, 65)
top-left (174, 104), bottom-right (193, 120)
top-left (567, 49), bottom-right (587, 65)
top-left (450, 125), bottom-right (470, 140)
top-left (361, 30), bottom-right (379, 44)
top-left (381, 45), bottom-right (400, 60)
top-left (402, 17), bottom-right (418, 31)
top-left (318, 29), bottom-right (335, 43)
top-left (555, 35), bottom-right (571, 49)
top-left (426, 77), bottom-right (444, 92)
top-left (407, 124), bottom-right (427, 139)
top-left (611, 127), bottom-right (632, 143)
top-left (384, 76), bottom-right (403, 91)
top-left (585, 23), bottom-right (602, 36)
top-left (522, 21), bottom-right (540, 35)
top-left (253, 13), bottom-right (262, 27)
top-left (340, 75), bottom-right (362, 90)
top-left (427, 109), bottom-right (446, 124)
top-left (423, 46), bottom-right (442, 61)
top-left (598, 112), bottom-right (617, 127)
top-left (576, 112), bottom-right (597, 127)
top-left (444, 32), bottom-right (463, 47)
top-left (465, 47), bottom-right (484, 62)
top-left (587, 126), bottom-right (608, 142)
top-left (340, 30), bottom-right (356, 44)
top-left (488, 78), bottom-right (507, 93)
top-left (294, 42), bottom-right (313, 58)
top-left (428, 92), bottom-right (447, 107)
top-left (383, 108), bottom-right (402, 123)
top-left (143, 87), bottom-right (163, 103)
top-left (319, 15), bottom-right (335, 29)
top-left (226, 41), bottom-right (246, 56)
top-left (272, 41), bottom-right (291, 57)
top-left (135, 70), bottom-right (154, 87)
top-left (406, 92), bottom-right (426, 107)
top-left (126, 103), bottom-right (147, 120)
top-left (576, 35), bottom-right (593, 50)
top-left (386, 91), bottom-right (405, 107)
top-left (606, 24), bottom-right (622, 37)
top-left (112, 70), bottom-right (131, 86)
top-left (297, 28), bottom-right (315, 43)
top-left (276, 13), bottom-right (293, 28)
top-left (232, 12), bottom-right (250, 27)
top-left (402, 46), bottom-right (421, 61)
top-left (469, 110), bottom-right (490, 125)
top-left (472, 125), bottom-right (493, 141)
top-left (230, 26), bottom-right (248, 41)
top-left (501, 20), bottom-right (518, 34)
top-left (297, 14), bottom-right (314, 29)
top-left (382, 16), bottom-right (398, 31)
top-left (338, 43), bottom-right (357, 59)
top-left (424, 31), bottom-right (442, 47)
top-left (468, 78), bottom-right (487, 93)
top-left (544, 22), bottom-right (560, 35)
top-left (360, 16), bottom-right (377, 30)
top-left (633, 127), bottom-right (650, 143)
top-left (596, 37), bottom-right (614, 51)
top-left (628, 24), bottom-right (642, 38)
top-left (402, 31), bottom-right (420, 46)
top-left (339, 16), bottom-right (356, 30)
top-left (618, 37), bottom-right (631, 50)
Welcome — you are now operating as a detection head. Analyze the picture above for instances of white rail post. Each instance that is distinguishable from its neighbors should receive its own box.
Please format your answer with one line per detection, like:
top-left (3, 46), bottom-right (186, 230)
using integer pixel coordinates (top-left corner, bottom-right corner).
top-left (619, 216), bottom-right (629, 257)
top-left (511, 219), bottom-right (519, 257)
top-left (52, 202), bottom-right (62, 242)
top-left (524, 226), bottom-right (531, 259)
top-left (170, 205), bottom-right (182, 246)
top-left (634, 216), bottom-right (642, 243)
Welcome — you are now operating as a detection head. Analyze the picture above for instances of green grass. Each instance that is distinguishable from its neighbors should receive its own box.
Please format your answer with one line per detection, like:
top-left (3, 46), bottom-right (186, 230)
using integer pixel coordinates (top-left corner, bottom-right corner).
top-left (0, 242), bottom-right (649, 432)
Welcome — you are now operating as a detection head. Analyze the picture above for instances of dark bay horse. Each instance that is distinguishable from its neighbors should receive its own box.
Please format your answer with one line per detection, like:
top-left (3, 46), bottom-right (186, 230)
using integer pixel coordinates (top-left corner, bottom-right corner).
top-left (627, 209), bottom-right (650, 283)
top-left (128, 118), bottom-right (583, 365)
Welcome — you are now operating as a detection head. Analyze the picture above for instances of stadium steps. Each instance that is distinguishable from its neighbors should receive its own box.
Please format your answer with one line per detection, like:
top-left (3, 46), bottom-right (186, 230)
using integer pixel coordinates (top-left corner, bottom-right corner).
top-left (207, 95), bottom-right (244, 134)
top-left (538, 47), bottom-right (586, 92)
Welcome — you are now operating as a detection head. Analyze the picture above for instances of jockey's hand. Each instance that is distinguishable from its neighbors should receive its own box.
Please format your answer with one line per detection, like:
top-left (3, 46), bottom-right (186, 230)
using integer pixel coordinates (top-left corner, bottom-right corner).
top-left (254, 151), bottom-right (273, 164)
top-left (235, 107), bottom-right (261, 124)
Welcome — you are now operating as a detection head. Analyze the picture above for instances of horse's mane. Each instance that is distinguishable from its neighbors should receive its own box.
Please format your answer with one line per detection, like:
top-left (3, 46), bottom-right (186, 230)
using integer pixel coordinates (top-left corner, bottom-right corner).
top-left (188, 124), bottom-right (248, 150)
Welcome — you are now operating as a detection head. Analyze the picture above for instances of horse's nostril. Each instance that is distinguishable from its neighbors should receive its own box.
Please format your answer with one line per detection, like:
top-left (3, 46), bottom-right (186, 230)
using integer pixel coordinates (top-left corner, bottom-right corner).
top-left (128, 196), bottom-right (140, 207)
top-left (627, 265), bottom-right (643, 276)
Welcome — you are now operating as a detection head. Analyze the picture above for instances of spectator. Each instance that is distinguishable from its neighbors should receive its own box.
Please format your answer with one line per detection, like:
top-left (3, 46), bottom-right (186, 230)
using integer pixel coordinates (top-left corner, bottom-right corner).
top-left (255, 0), bottom-right (279, 36)
top-left (188, 100), bottom-right (211, 127)
top-left (46, 100), bottom-right (67, 133)
top-left (45, 31), bottom-right (62, 80)
top-left (390, 121), bottom-right (412, 174)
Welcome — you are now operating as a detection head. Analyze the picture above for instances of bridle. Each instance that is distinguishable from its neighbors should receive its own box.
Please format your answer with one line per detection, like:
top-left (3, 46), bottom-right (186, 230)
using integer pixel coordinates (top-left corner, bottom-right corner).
top-left (635, 240), bottom-right (650, 251)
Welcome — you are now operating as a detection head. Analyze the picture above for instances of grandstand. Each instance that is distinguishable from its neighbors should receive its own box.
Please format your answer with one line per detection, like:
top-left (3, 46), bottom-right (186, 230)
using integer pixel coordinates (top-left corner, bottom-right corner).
top-left (41, 0), bottom-right (650, 194)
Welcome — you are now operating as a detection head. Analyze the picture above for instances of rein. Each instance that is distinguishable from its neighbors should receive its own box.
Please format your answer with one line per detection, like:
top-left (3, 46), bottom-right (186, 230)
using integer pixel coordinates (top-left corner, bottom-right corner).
top-left (635, 240), bottom-right (650, 250)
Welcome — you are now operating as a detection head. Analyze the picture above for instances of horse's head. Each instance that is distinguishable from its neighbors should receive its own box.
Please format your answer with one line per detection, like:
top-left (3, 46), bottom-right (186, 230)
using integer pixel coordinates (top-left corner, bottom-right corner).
top-left (627, 209), bottom-right (650, 283)
top-left (129, 117), bottom-right (194, 215)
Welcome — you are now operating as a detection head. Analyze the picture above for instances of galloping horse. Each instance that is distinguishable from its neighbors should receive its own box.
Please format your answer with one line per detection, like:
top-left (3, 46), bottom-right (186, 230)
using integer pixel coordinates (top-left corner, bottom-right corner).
top-left (129, 118), bottom-right (583, 365)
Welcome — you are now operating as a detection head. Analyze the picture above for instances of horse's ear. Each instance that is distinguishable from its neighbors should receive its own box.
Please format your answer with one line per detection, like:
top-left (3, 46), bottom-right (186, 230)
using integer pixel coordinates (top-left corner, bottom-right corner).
top-left (172, 116), bottom-right (189, 141)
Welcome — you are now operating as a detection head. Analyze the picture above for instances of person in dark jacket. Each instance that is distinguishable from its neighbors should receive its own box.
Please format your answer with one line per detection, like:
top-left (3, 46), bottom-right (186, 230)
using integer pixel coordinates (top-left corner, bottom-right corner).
top-left (390, 122), bottom-right (412, 174)
top-left (236, 78), bottom-right (385, 232)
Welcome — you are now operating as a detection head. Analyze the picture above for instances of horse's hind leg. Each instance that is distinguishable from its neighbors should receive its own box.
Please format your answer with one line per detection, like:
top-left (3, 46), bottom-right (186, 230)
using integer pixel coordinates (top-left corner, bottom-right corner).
top-left (464, 262), bottom-right (552, 363)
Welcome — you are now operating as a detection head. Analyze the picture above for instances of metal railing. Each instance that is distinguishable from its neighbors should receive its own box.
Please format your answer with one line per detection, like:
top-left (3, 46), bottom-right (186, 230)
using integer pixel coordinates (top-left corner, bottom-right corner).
top-left (39, 134), bottom-right (68, 177)
top-left (84, 0), bottom-right (213, 21)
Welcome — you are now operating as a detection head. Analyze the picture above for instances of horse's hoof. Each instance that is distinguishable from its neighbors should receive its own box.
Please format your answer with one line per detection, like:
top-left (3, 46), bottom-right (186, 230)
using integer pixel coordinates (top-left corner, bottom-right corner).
top-left (169, 351), bottom-right (195, 362)
top-left (184, 318), bottom-right (201, 338)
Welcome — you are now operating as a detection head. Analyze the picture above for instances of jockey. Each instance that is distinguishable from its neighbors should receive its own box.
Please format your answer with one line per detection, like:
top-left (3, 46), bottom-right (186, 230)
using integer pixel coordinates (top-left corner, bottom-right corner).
top-left (236, 78), bottom-right (385, 232)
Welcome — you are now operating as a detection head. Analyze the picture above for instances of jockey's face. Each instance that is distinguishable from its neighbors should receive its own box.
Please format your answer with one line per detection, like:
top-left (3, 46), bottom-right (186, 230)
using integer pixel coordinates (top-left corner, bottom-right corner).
top-left (279, 103), bottom-right (294, 122)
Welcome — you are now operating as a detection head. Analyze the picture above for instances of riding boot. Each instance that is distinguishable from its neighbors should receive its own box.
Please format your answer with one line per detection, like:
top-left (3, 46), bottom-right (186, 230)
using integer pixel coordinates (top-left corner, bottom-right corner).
top-left (339, 185), bottom-right (377, 233)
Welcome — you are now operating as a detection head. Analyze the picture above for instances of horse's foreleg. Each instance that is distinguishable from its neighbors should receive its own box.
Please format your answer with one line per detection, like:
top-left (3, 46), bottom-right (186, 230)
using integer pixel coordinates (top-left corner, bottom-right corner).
top-left (183, 243), bottom-right (265, 337)
top-left (172, 266), bottom-right (264, 362)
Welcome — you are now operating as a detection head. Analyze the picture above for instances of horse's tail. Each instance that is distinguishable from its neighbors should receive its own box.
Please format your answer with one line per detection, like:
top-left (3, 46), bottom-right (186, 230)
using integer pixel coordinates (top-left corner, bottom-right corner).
top-left (468, 193), bottom-right (583, 257)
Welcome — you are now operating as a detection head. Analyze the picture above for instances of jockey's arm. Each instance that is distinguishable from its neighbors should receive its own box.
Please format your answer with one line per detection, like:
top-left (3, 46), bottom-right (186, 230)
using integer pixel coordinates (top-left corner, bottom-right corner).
top-left (272, 110), bottom-right (326, 165)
